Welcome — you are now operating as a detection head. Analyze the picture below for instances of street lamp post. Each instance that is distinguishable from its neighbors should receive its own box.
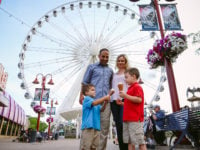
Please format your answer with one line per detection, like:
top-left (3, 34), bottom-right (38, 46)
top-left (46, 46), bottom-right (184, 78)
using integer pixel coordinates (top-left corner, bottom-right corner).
top-left (47, 99), bottom-right (58, 137)
top-left (32, 73), bottom-right (54, 132)
top-left (153, 0), bottom-right (180, 112)
top-left (130, 0), bottom-right (180, 112)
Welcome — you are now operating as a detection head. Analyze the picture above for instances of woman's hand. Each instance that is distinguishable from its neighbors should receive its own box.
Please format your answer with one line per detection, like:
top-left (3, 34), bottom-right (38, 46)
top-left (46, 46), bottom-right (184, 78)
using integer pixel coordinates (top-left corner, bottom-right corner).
top-left (119, 91), bottom-right (126, 98)
top-left (116, 99), bottom-right (123, 106)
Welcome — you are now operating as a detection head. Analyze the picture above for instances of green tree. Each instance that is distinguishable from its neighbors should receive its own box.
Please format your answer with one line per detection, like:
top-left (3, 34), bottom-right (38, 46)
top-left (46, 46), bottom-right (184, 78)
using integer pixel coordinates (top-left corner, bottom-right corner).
top-left (29, 117), bottom-right (48, 132)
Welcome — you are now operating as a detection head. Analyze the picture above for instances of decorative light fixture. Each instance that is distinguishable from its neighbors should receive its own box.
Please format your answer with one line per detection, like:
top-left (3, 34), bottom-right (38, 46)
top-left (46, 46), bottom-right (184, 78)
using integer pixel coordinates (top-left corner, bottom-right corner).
top-left (55, 100), bottom-right (58, 105)
top-left (32, 77), bottom-right (39, 84)
top-left (48, 78), bottom-right (54, 85)
top-left (32, 73), bottom-right (54, 131)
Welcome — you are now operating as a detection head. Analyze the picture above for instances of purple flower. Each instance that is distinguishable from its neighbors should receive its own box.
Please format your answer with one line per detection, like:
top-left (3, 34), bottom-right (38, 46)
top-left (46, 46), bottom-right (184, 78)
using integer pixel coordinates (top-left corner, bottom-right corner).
top-left (146, 32), bottom-right (187, 69)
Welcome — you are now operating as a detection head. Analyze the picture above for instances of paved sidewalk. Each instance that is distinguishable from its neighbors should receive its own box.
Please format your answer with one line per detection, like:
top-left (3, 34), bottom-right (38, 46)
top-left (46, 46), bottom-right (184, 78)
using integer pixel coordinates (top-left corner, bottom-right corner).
top-left (0, 137), bottom-right (195, 150)
top-left (0, 137), bottom-right (118, 150)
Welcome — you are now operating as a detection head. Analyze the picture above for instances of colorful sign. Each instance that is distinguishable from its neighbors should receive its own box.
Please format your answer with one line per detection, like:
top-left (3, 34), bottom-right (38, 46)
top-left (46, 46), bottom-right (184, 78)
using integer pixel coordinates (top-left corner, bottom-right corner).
top-left (138, 5), bottom-right (159, 31)
top-left (34, 88), bottom-right (50, 101)
top-left (9, 97), bottom-right (15, 120)
top-left (14, 103), bottom-right (19, 123)
top-left (160, 4), bottom-right (181, 30)
top-left (46, 106), bottom-right (56, 115)
top-left (2, 92), bottom-right (10, 118)
top-left (0, 63), bottom-right (8, 91)
top-left (0, 91), bottom-right (9, 107)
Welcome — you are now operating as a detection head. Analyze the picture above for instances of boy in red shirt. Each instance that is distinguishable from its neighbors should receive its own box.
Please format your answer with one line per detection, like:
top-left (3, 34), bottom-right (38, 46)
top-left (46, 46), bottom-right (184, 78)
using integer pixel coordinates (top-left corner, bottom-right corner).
top-left (119, 67), bottom-right (146, 150)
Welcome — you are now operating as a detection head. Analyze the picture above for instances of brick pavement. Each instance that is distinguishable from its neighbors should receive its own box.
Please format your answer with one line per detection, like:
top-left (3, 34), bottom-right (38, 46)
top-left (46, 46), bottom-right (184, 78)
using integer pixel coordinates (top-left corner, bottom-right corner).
top-left (0, 137), bottom-right (195, 150)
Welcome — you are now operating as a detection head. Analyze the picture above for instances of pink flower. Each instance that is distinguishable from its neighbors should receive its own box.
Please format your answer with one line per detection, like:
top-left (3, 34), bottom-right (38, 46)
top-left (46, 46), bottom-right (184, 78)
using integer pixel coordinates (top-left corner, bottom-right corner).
top-left (33, 105), bottom-right (46, 114)
top-left (147, 32), bottom-right (187, 69)
top-left (46, 117), bottom-right (53, 123)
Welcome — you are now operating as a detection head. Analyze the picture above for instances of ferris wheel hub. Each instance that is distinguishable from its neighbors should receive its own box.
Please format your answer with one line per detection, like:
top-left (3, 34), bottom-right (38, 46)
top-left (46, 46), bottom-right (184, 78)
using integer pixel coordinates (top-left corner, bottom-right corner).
top-left (88, 42), bottom-right (100, 56)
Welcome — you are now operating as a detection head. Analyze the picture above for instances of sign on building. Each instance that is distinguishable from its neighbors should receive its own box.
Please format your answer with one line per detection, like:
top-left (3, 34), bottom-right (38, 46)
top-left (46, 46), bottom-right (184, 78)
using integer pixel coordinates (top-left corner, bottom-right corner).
top-left (0, 63), bottom-right (8, 91)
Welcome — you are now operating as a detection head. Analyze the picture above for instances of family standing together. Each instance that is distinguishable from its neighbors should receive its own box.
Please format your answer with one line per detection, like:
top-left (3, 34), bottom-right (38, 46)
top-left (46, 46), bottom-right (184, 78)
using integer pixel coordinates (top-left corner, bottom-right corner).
top-left (79, 48), bottom-right (146, 150)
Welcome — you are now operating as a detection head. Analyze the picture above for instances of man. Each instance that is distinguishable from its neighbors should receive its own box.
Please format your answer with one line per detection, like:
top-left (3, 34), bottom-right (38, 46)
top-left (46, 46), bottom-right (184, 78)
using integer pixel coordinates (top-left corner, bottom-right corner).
top-left (151, 105), bottom-right (165, 145)
top-left (79, 48), bottom-right (113, 150)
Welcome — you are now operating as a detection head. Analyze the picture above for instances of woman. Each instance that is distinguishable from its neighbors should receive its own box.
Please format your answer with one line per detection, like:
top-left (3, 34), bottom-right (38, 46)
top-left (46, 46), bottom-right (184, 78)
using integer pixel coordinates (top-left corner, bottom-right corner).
top-left (110, 54), bottom-right (129, 150)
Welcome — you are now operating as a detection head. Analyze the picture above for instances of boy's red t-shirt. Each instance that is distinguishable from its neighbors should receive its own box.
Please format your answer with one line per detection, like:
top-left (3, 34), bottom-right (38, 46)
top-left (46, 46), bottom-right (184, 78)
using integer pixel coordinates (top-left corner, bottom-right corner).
top-left (123, 82), bottom-right (144, 122)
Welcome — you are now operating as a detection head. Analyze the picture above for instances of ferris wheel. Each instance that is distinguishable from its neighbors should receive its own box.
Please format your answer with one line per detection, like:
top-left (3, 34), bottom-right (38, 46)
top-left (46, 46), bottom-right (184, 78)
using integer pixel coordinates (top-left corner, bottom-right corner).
top-left (18, 0), bottom-right (166, 113)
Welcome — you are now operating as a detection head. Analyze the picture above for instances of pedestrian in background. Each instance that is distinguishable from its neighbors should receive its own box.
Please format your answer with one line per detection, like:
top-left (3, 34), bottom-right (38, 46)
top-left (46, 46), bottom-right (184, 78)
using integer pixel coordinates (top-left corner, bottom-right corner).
top-left (150, 105), bottom-right (165, 145)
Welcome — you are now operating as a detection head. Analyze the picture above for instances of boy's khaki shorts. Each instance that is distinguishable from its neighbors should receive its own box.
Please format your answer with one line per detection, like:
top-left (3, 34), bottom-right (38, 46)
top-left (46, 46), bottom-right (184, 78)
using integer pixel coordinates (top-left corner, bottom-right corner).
top-left (123, 122), bottom-right (146, 145)
top-left (80, 129), bottom-right (100, 150)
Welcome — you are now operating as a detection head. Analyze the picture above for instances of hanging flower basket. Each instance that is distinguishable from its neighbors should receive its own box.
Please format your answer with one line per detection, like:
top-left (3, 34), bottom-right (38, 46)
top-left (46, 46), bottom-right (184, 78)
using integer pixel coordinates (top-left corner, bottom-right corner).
top-left (147, 32), bottom-right (187, 69)
top-left (146, 49), bottom-right (163, 69)
top-left (33, 105), bottom-right (46, 114)
top-left (46, 117), bottom-right (54, 123)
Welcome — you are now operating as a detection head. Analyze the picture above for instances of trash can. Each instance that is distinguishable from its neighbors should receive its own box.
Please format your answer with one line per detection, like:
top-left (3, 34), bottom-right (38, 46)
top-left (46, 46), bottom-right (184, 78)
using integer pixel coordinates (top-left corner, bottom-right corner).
top-left (55, 133), bottom-right (58, 140)
top-left (29, 130), bottom-right (36, 143)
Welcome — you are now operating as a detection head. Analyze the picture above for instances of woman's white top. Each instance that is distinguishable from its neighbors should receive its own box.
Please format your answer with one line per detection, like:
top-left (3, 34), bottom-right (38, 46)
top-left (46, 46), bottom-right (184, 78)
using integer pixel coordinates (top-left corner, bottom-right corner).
top-left (111, 73), bottom-right (128, 102)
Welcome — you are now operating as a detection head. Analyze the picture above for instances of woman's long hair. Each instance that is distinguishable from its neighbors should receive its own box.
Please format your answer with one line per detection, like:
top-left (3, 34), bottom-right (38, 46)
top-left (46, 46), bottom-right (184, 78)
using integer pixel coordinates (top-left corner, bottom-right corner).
top-left (115, 54), bottom-right (129, 70)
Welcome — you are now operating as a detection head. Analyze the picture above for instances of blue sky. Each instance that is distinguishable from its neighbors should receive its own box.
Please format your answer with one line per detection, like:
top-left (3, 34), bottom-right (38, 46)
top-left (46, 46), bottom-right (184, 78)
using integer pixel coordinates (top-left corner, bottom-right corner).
top-left (0, 0), bottom-right (77, 119)
top-left (0, 0), bottom-right (200, 121)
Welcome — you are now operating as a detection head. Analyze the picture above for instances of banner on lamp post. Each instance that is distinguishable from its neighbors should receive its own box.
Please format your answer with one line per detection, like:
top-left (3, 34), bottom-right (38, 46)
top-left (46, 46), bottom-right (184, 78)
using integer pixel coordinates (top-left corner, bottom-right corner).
top-left (46, 106), bottom-right (56, 115)
top-left (138, 5), bottom-right (159, 31)
top-left (0, 63), bottom-right (8, 91)
top-left (160, 4), bottom-right (181, 30)
top-left (34, 88), bottom-right (50, 101)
